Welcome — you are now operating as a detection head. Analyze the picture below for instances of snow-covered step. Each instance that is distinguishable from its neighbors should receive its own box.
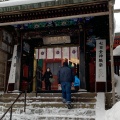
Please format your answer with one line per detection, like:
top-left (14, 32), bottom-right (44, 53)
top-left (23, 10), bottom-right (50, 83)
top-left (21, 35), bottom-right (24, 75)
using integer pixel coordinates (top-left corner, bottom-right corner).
top-left (2, 93), bottom-right (97, 98)
top-left (0, 92), bottom-right (97, 120)
top-left (0, 108), bottom-right (95, 120)
top-left (0, 114), bottom-right (95, 120)
top-left (0, 103), bottom-right (95, 113)
top-left (26, 107), bottom-right (95, 116)
top-left (0, 96), bottom-right (96, 103)
top-left (0, 108), bottom-right (95, 115)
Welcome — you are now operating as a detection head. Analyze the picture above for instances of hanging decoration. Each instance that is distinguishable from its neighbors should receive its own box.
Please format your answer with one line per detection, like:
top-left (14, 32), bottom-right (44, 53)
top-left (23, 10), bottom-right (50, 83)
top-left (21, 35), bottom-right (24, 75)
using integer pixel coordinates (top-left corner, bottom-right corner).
top-left (54, 47), bottom-right (61, 59)
top-left (39, 48), bottom-right (46, 59)
top-left (70, 47), bottom-right (78, 59)
top-left (35, 49), bottom-right (46, 59)
top-left (62, 47), bottom-right (70, 60)
top-left (47, 48), bottom-right (53, 59)
top-left (35, 46), bottom-right (79, 60)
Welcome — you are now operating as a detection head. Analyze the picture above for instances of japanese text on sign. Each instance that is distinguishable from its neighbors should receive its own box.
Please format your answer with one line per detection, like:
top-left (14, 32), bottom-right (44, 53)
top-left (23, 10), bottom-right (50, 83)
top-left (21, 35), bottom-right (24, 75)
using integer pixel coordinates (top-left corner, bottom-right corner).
top-left (96, 40), bottom-right (106, 82)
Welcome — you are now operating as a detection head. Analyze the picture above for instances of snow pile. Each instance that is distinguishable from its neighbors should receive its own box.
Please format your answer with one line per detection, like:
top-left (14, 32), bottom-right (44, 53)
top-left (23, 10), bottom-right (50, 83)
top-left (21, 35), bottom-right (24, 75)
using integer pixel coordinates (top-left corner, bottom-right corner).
top-left (96, 93), bottom-right (105, 120)
top-left (114, 73), bottom-right (120, 95)
top-left (0, 91), bottom-right (4, 95)
top-left (105, 101), bottom-right (120, 120)
top-left (113, 45), bottom-right (120, 56)
top-left (105, 73), bottom-right (120, 120)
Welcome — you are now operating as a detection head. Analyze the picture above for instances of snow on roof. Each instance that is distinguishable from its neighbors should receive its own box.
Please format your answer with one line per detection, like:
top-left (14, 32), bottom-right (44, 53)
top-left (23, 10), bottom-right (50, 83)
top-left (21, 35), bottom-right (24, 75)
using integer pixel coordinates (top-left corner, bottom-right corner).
top-left (0, 0), bottom-right (108, 8)
top-left (0, 0), bottom-right (53, 7)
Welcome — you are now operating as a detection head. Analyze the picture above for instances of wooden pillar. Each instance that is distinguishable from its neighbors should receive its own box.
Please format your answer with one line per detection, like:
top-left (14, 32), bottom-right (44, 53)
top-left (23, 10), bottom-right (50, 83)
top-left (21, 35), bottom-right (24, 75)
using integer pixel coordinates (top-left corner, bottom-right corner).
top-left (28, 45), bottom-right (34, 92)
top-left (109, 1), bottom-right (115, 104)
top-left (79, 24), bottom-right (86, 89)
top-left (33, 56), bottom-right (37, 92)
top-left (14, 32), bottom-right (22, 91)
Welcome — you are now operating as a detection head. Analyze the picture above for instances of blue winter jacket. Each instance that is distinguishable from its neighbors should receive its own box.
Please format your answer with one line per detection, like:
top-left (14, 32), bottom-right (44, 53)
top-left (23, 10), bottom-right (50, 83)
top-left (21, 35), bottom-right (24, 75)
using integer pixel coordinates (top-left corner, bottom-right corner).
top-left (74, 76), bottom-right (80, 86)
top-left (57, 66), bottom-right (74, 84)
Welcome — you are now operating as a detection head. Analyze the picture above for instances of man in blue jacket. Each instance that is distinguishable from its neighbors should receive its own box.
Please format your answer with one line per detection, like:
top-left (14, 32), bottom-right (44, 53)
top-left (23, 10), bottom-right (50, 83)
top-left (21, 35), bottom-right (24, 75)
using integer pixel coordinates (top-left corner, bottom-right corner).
top-left (57, 62), bottom-right (74, 109)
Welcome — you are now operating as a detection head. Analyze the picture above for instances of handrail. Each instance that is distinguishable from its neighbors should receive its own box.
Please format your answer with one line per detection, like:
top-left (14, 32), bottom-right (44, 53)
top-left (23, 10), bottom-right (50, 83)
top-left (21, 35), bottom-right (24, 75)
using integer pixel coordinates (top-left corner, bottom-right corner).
top-left (29, 76), bottom-right (36, 84)
top-left (28, 76), bottom-right (36, 92)
top-left (0, 76), bottom-right (35, 120)
top-left (0, 90), bottom-right (27, 120)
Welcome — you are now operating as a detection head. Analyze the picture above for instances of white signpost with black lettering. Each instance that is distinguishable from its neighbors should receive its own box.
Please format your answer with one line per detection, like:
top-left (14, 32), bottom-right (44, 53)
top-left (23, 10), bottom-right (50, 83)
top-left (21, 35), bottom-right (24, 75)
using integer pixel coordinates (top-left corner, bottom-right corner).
top-left (7, 45), bottom-right (17, 92)
top-left (96, 40), bottom-right (106, 92)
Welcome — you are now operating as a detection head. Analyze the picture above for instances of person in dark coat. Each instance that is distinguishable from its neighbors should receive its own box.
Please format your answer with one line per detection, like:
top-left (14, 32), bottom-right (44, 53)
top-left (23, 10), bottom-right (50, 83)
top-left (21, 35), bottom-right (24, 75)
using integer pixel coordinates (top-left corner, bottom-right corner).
top-left (43, 67), bottom-right (53, 90)
top-left (57, 62), bottom-right (74, 109)
top-left (36, 66), bottom-right (43, 91)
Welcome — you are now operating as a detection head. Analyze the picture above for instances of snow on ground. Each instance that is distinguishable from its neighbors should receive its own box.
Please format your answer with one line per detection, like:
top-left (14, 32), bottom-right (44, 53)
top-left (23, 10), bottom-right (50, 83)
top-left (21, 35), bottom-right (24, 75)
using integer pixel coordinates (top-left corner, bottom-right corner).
top-left (1, 92), bottom-right (120, 120)
top-left (105, 101), bottom-right (120, 120)
top-left (113, 45), bottom-right (120, 56)
top-left (0, 92), bottom-right (97, 120)
top-left (0, 107), bottom-right (95, 120)
top-left (96, 93), bottom-right (105, 120)
top-left (114, 73), bottom-right (120, 96)
top-left (0, 91), bottom-right (4, 95)
top-left (105, 74), bottom-right (120, 120)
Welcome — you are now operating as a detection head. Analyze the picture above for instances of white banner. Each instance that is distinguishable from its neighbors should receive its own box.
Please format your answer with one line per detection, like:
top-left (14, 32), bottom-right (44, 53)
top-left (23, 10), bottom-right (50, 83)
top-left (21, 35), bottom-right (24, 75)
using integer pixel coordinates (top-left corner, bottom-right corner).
top-left (47, 48), bottom-right (53, 59)
top-left (39, 49), bottom-right (46, 59)
top-left (70, 47), bottom-right (78, 59)
top-left (8, 45), bottom-right (17, 83)
top-left (54, 47), bottom-right (61, 58)
top-left (35, 49), bottom-right (46, 59)
top-left (96, 40), bottom-right (106, 82)
top-left (62, 47), bottom-right (69, 59)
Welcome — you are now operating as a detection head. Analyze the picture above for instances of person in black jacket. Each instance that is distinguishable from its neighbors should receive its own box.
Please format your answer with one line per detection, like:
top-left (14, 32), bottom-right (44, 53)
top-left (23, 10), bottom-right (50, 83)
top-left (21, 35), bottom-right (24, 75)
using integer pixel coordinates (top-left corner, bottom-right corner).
top-left (43, 67), bottom-right (53, 90)
top-left (57, 62), bottom-right (74, 109)
top-left (36, 66), bottom-right (43, 91)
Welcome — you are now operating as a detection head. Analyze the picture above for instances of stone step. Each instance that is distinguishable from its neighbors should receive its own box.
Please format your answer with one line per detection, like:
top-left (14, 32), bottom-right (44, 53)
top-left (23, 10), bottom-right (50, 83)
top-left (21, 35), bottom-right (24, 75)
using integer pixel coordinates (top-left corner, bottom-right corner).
top-left (0, 98), bottom-right (96, 103)
top-left (0, 103), bottom-right (96, 109)
top-left (0, 114), bottom-right (95, 120)
top-left (0, 108), bottom-right (95, 118)
top-left (25, 108), bottom-right (95, 116)
top-left (27, 93), bottom-right (97, 98)
top-left (2, 93), bottom-right (97, 98)
top-left (35, 117), bottom-right (95, 120)
top-left (0, 93), bottom-right (97, 120)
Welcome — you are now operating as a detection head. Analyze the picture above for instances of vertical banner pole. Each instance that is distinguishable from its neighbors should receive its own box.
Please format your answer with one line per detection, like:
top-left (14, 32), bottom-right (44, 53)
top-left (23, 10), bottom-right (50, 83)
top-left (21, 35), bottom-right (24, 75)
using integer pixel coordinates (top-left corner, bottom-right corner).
top-left (109, 1), bottom-right (115, 105)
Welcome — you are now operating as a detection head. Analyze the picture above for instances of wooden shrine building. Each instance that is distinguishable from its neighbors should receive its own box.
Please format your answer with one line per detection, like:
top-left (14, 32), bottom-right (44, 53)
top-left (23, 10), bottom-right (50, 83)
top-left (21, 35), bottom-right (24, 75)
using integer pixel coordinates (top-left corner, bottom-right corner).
top-left (0, 0), bottom-right (115, 92)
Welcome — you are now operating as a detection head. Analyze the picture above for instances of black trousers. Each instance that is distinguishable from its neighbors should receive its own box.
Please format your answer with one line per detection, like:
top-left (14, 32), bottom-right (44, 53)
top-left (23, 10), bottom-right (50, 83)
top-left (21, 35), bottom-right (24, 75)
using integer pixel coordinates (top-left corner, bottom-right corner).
top-left (36, 80), bottom-right (42, 90)
top-left (45, 81), bottom-right (51, 90)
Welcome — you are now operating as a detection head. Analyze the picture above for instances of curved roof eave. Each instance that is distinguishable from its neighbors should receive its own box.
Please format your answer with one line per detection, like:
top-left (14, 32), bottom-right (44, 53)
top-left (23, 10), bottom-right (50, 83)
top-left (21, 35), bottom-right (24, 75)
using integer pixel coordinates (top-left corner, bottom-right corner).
top-left (0, 0), bottom-right (111, 14)
top-left (0, 0), bottom-right (111, 8)
top-left (0, 0), bottom-right (53, 7)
